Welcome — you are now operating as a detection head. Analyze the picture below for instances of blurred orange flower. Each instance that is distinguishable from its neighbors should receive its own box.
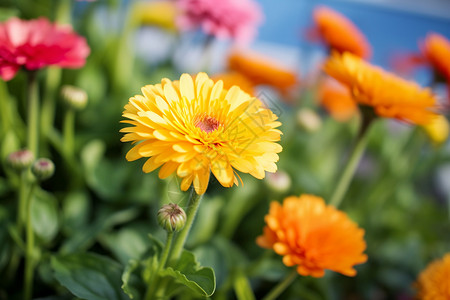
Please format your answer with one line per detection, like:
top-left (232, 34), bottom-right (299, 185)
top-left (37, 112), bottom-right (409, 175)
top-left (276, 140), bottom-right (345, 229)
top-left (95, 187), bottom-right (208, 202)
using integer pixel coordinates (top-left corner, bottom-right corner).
top-left (415, 253), bottom-right (450, 300)
top-left (211, 72), bottom-right (255, 95)
top-left (319, 78), bottom-right (358, 122)
top-left (312, 6), bottom-right (371, 58)
top-left (257, 194), bottom-right (367, 277)
top-left (228, 49), bottom-right (298, 95)
top-left (324, 52), bottom-right (438, 125)
top-left (422, 33), bottom-right (450, 81)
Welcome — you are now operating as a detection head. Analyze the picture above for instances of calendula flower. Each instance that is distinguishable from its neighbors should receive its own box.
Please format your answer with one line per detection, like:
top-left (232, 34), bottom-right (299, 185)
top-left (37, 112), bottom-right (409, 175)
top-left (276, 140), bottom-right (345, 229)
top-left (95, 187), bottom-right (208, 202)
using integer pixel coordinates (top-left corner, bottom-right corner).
top-left (324, 52), bottom-right (438, 125)
top-left (228, 49), bottom-right (299, 95)
top-left (423, 115), bottom-right (449, 145)
top-left (0, 17), bottom-right (90, 81)
top-left (257, 194), bottom-right (367, 277)
top-left (211, 72), bottom-right (255, 95)
top-left (415, 253), bottom-right (450, 300)
top-left (319, 78), bottom-right (358, 122)
top-left (132, 1), bottom-right (178, 32)
top-left (422, 33), bottom-right (450, 82)
top-left (176, 0), bottom-right (263, 43)
top-left (311, 6), bottom-right (371, 58)
top-left (121, 73), bottom-right (282, 194)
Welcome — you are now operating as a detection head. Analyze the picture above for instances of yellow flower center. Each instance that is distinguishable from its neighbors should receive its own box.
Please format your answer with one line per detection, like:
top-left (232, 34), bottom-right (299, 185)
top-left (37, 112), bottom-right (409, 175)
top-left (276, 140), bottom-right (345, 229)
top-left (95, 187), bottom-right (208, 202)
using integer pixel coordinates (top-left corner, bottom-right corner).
top-left (194, 113), bottom-right (220, 133)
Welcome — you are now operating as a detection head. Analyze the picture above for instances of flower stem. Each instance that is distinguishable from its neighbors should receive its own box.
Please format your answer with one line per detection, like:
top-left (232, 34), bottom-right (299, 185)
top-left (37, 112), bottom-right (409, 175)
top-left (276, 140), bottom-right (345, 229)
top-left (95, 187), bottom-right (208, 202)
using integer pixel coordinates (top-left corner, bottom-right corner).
top-left (41, 67), bottom-right (61, 141)
top-left (27, 71), bottom-right (39, 156)
top-left (329, 116), bottom-right (374, 208)
top-left (17, 171), bottom-right (28, 234)
top-left (24, 182), bottom-right (37, 300)
top-left (144, 231), bottom-right (174, 300)
top-left (63, 108), bottom-right (75, 160)
top-left (169, 188), bottom-right (203, 263)
top-left (262, 269), bottom-right (298, 300)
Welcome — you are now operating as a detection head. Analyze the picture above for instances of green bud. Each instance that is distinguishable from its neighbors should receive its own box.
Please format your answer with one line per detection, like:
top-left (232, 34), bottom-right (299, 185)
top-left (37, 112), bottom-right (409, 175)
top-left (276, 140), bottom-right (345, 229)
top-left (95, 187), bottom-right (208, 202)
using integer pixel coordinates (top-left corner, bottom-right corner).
top-left (61, 85), bottom-right (88, 111)
top-left (157, 203), bottom-right (186, 232)
top-left (6, 149), bottom-right (34, 171)
top-left (31, 158), bottom-right (55, 181)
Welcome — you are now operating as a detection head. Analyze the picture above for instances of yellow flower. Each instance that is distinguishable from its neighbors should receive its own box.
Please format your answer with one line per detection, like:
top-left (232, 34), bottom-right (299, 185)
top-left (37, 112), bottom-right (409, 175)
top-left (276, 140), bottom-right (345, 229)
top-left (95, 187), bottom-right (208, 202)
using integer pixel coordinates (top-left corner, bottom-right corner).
top-left (132, 1), bottom-right (178, 32)
top-left (120, 73), bottom-right (282, 194)
top-left (415, 253), bottom-right (450, 300)
top-left (324, 52), bottom-right (438, 125)
top-left (423, 115), bottom-right (449, 145)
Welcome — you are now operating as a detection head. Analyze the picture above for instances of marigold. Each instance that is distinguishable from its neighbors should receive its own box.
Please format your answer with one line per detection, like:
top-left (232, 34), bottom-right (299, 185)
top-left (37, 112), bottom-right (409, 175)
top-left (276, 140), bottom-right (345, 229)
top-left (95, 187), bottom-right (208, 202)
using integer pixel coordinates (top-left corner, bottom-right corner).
top-left (324, 52), bottom-right (438, 125)
top-left (120, 73), bottom-right (282, 194)
top-left (228, 49), bottom-right (298, 95)
top-left (319, 78), bottom-right (358, 122)
top-left (422, 33), bottom-right (450, 80)
top-left (257, 194), bottom-right (367, 277)
top-left (0, 17), bottom-right (89, 81)
top-left (312, 6), bottom-right (371, 58)
top-left (415, 253), bottom-right (450, 300)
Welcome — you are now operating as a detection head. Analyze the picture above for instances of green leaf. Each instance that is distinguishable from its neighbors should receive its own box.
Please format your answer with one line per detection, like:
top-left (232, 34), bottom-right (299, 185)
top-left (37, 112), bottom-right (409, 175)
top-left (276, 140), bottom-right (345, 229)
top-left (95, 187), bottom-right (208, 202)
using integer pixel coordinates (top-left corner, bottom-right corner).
top-left (121, 260), bottom-right (143, 299)
top-left (62, 191), bottom-right (91, 232)
top-left (160, 250), bottom-right (216, 297)
top-left (51, 252), bottom-right (130, 300)
top-left (233, 270), bottom-right (255, 300)
top-left (31, 189), bottom-right (59, 243)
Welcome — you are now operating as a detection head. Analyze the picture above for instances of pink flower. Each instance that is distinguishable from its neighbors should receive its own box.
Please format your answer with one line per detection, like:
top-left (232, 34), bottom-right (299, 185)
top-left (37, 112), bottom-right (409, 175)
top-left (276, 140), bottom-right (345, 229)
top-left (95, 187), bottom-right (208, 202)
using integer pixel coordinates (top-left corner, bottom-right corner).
top-left (176, 0), bottom-right (263, 43)
top-left (0, 17), bottom-right (90, 81)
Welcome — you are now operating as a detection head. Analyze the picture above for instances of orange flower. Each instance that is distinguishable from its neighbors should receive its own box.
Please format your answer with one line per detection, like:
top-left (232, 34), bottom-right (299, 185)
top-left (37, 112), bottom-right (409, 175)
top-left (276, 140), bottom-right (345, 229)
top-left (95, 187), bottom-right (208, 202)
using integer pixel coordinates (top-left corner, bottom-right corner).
top-left (319, 78), bottom-right (358, 122)
top-left (313, 6), bottom-right (371, 58)
top-left (257, 194), bottom-right (367, 277)
top-left (422, 33), bottom-right (450, 81)
top-left (211, 72), bottom-right (255, 95)
top-left (324, 52), bottom-right (438, 125)
top-left (228, 49), bottom-right (298, 95)
top-left (415, 253), bottom-right (450, 300)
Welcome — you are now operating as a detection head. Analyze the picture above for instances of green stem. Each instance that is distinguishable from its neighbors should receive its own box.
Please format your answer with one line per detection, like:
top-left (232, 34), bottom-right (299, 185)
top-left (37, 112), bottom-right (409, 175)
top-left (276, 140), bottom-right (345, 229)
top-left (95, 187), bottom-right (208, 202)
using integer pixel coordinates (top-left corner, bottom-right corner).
top-left (41, 67), bottom-right (61, 141)
top-left (0, 80), bottom-right (11, 134)
top-left (329, 117), bottom-right (374, 208)
top-left (262, 269), bottom-right (298, 300)
top-left (144, 231), bottom-right (174, 300)
top-left (26, 71), bottom-right (40, 156)
top-left (169, 188), bottom-right (203, 263)
top-left (63, 108), bottom-right (75, 160)
top-left (24, 182), bottom-right (37, 300)
top-left (17, 171), bottom-right (28, 234)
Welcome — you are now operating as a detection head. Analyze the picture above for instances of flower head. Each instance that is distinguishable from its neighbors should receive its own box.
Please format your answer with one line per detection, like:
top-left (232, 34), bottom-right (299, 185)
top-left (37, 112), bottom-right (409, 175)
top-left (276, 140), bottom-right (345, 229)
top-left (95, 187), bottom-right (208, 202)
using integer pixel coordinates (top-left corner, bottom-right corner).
top-left (157, 203), bottom-right (187, 232)
top-left (121, 73), bottom-right (282, 194)
top-left (319, 78), bottom-right (358, 122)
top-left (415, 253), bottom-right (450, 300)
top-left (312, 6), bottom-right (371, 58)
top-left (0, 17), bottom-right (90, 81)
top-left (32, 158), bottom-right (55, 181)
top-left (324, 52), bottom-right (438, 125)
top-left (176, 0), bottom-right (263, 43)
top-left (133, 1), bottom-right (178, 32)
top-left (423, 115), bottom-right (449, 145)
top-left (228, 49), bottom-right (299, 95)
top-left (257, 195), bottom-right (367, 277)
top-left (421, 33), bottom-right (450, 81)
top-left (7, 149), bottom-right (34, 171)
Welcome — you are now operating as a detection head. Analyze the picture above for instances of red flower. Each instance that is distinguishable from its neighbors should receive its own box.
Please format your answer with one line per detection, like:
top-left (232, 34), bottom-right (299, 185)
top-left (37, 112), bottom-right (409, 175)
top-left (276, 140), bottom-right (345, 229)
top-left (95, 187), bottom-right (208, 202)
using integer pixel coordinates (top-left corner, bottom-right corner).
top-left (0, 17), bottom-right (90, 81)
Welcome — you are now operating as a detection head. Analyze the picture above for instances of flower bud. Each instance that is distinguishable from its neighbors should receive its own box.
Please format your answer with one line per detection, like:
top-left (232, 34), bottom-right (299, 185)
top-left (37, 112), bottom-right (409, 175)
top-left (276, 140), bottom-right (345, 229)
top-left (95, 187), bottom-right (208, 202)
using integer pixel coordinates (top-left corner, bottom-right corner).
top-left (157, 203), bottom-right (186, 232)
top-left (61, 85), bottom-right (88, 111)
top-left (297, 108), bottom-right (322, 133)
top-left (265, 170), bottom-right (291, 193)
top-left (31, 158), bottom-right (55, 181)
top-left (6, 149), bottom-right (34, 171)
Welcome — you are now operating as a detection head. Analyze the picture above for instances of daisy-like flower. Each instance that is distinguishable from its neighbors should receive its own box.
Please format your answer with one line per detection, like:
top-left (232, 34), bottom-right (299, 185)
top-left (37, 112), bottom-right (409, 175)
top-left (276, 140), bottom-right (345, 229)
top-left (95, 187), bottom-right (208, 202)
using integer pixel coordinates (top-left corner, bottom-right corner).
top-left (319, 78), bottom-right (358, 122)
top-left (311, 6), bottom-right (371, 58)
top-left (132, 0), bottom-right (178, 33)
top-left (120, 73), bottom-right (282, 195)
top-left (0, 17), bottom-right (90, 81)
top-left (415, 253), bottom-right (450, 300)
top-left (176, 0), bottom-right (263, 43)
top-left (228, 49), bottom-right (299, 96)
top-left (324, 52), bottom-right (439, 125)
top-left (257, 194), bottom-right (367, 277)
top-left (422, 33), bottom-right (450, 82)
